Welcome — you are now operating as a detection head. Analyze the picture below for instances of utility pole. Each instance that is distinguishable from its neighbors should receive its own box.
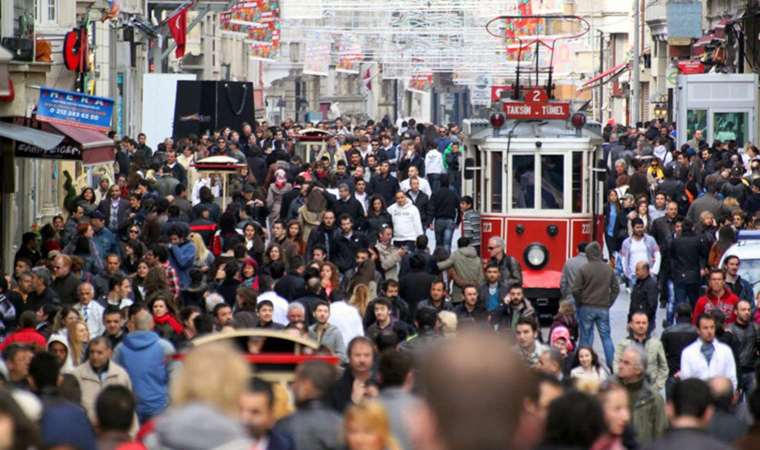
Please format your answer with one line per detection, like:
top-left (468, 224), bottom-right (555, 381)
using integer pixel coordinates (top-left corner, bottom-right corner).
top-left (598, 30), bottom-right (604, 123)
top-left (631, 0), bottom-right (640, 126)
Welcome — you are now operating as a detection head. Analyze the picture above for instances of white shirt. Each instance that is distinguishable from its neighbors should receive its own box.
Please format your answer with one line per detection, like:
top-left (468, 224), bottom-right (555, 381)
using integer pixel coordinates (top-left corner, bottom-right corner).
top-left (387, 201), bottom-right (424, 242)
top-left (680, 338), bottom-right (737, 391)
top-left (627, 238), bottom-right (649, 279)
top-left (399, 176), bottom-right (432, 197)
top-left (74, 301), bottom-right (105, 338)
top-left (191, 177), bottom-right (221, 205)
top-left (256, 291), bottom-right (289, 326)
top-left (328, 301), bottom-right (364, 346)
top-left (354, 192), bottom-right (368, 214)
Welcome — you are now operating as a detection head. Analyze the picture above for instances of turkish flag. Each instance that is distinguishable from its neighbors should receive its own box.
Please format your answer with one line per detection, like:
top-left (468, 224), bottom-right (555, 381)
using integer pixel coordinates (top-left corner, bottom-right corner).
top-left (167, 6), bottom-right (189, 58)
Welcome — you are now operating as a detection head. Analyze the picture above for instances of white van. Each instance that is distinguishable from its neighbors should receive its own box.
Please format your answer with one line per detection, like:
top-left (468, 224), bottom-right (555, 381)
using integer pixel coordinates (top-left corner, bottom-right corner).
top-left (719, 231), bottom-right (760, 299)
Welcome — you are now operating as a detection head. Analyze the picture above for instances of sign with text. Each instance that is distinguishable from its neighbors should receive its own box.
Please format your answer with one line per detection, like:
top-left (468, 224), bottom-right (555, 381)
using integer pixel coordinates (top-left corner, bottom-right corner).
top-left (36, 87), bottom-right (114, 132)
top-left (14, 141), bottom-right (82, 160)
top-left (491, 85), bottom-right (512, 103)
top-left (502, 88), bottom-right (570, 120)
top-left (677, 60), bottom-right (705, 74)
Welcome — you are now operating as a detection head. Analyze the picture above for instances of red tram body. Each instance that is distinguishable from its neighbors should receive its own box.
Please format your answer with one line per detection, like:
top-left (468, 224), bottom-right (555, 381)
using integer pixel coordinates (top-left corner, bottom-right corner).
top-left (462, 116), bottom-right (603, 320)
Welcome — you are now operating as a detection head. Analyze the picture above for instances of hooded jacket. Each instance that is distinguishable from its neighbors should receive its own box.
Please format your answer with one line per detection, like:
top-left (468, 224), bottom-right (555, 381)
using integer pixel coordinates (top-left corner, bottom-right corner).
top-left (169, 239), bottom-right (196, 288)
top-left (386, 201), bottom-right (423, 242)
top-left (113, 331), bottom-right (172, 420)
top-left (572, 242), bottom-right (620, 308)
top-left (147, 403), bottom-right (252, 450)
top-left (47, 335), bottom-right (74, 373)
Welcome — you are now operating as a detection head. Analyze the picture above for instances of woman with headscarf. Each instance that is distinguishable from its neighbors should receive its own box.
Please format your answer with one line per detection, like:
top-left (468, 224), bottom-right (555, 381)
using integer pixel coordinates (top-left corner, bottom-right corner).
top-left (266, 168), bottom-right (292, 227)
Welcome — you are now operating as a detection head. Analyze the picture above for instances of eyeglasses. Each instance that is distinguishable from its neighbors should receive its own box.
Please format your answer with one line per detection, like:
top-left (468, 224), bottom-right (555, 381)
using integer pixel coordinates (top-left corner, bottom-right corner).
top-left (487, 246), bottom-right (498, 250)
top-left (129, 229), bottom-right (139, 234)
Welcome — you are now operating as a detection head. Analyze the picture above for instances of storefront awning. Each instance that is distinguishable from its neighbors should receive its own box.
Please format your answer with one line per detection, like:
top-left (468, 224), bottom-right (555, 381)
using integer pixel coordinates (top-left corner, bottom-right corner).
top-left (0, 46), bottom-right (11, 98)
top-left (692, 32), bottom-right (725, 57)
top-left (0, 121), bottom-right (63, 150)
top-left (579, 62), bottom-right (629, 91)
top-left (47, 123), bottom-right (114, 165)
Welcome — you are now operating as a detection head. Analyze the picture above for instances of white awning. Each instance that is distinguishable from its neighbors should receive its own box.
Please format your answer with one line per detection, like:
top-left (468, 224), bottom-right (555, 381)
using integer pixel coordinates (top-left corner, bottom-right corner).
top-left (0, 121), bottom-right (64, 150)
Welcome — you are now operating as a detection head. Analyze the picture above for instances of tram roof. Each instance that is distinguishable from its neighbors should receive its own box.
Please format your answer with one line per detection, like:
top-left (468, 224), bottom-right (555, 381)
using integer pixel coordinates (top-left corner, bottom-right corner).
top-left (463, 118), bottom-right (603, 145)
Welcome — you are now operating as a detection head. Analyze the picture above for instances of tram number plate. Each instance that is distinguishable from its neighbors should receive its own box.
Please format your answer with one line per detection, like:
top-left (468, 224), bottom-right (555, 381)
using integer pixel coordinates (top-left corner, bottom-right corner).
top-left (581, 223), bottom-right (591, 235)
top-left (502, 88), bottom-right (570, 120)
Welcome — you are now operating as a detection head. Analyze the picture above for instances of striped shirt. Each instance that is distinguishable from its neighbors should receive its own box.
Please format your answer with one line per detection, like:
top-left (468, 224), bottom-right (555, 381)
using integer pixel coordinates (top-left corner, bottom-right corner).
top-left (462, 209), bottom-right (481, 247)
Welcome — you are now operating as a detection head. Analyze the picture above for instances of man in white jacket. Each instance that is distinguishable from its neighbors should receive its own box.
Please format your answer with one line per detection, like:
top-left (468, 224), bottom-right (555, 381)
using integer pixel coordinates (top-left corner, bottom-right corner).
top-left (424, 145), bottom-right (446, 192)
top-left (680, 312), bottom-right (737, 391)
top-left (387, 191), bottom-right (424, 250)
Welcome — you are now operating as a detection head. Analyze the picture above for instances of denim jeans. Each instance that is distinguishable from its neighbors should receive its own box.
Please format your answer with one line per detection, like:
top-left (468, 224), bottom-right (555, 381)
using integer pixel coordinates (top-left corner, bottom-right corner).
top-left (673, 282), bottom-right (701, 312)
top-left (428, 173), bottom-right (442, 193)
top-left (578, 305), bottom-right (616, 371)
top-left (434, 218), bottom-right (455, 251)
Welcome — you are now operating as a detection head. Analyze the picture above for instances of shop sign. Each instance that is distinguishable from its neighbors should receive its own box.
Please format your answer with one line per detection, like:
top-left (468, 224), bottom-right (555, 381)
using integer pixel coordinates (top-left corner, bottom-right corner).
top-left (678, 61), bottom-right (705, 74)
top-left (14, 141), bottom-right (81, 160)
top-left (503, 88), bottom-right (570, 120)
top-left (37, 87), bottom-right (114, 132)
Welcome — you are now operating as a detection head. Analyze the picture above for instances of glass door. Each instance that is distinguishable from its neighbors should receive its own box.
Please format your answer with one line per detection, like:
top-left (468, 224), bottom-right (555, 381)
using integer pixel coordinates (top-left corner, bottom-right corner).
top-left (709, 110), bottom-right (751, 147)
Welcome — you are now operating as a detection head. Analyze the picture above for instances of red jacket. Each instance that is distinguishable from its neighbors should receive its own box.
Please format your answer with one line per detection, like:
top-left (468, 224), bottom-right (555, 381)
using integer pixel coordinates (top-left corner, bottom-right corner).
top-left (692, 289), bottom-right (740, 325)
top-left (0, 327), bottom-right (47, 351)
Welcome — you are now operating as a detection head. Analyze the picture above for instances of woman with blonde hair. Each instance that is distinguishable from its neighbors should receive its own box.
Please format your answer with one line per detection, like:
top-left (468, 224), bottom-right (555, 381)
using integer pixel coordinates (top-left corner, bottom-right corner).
top-left (144, 342), bottom-right (253, 449)
top-left (188, 232), bottom-right (214, 272)
top-left (170, 341), bottom-right (251, 416)
top-left (66, 319), bottom-right (90, 369)
top-left (437, 311), bottom-right (458, 338)
top-left (349, 284), bottom-right (371, 318)
top-left (344, 401), bottom-right (401, 450)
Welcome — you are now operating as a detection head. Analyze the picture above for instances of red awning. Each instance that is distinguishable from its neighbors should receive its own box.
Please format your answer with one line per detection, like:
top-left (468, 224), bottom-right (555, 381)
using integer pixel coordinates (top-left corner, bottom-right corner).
top-left (692, 32), bottom-right (725, 57)
top-left (48, 123), bottom-right (114, 165)
top-left (579, 62), bottom-right (629, 91)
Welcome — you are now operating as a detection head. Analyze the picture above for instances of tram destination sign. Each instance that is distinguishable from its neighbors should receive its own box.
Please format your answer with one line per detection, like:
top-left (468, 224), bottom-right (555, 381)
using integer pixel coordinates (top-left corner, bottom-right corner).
top-left (502, 88), bottom-right (570, 120)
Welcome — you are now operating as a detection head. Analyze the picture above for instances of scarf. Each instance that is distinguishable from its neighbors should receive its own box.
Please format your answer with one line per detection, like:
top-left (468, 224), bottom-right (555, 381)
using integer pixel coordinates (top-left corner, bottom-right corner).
top-left (154, 313), bottom-right (184, 335)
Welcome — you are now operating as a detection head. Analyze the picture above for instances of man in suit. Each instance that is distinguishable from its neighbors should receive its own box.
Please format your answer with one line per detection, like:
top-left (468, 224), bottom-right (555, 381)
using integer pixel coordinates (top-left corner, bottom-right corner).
top-left (97, 184), bottom-right (130, 236)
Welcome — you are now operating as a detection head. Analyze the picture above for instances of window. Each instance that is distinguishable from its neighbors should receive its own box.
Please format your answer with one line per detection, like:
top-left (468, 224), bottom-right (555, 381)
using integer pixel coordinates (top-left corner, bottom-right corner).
top-left (572, 152), bottom-right (582, 213)
top-left (491, 152), bottom-right (503, 212)
top-left (33, 0), bottom-right (56, 24)
top-left (686, 109), bottom-right (707, 140)
top-left (541, 155), bottom-right (564, 209)
top-left (512, 154), bottom-right (535, 209)
top-left (713, 112), bottom-right (748, 147)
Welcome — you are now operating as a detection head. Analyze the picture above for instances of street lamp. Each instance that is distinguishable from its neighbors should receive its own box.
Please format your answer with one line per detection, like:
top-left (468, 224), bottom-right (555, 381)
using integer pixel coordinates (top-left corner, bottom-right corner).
top-left (653, 103), bottom-right (667, 119)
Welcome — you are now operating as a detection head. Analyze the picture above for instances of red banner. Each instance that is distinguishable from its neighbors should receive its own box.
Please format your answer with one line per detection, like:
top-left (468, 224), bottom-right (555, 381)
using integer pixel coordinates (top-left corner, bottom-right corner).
top-left (502, 88), bottom-right (569, 120)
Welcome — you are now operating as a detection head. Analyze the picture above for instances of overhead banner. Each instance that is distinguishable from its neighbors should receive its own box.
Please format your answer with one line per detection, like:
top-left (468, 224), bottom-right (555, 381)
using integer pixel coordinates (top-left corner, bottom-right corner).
top-left (303, 33), bottom-right (330, 76)
top-left (336, 35), bottom-right (363, 74)
top-left (220, 0), bottom-right (282, 61)
top-left (36, 87), bottom-right (114, 132)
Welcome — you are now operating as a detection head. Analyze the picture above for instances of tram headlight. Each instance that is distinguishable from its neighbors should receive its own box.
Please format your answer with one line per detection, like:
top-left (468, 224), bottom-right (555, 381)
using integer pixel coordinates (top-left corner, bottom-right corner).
top-left (524, 243), bottom-right (548, 269)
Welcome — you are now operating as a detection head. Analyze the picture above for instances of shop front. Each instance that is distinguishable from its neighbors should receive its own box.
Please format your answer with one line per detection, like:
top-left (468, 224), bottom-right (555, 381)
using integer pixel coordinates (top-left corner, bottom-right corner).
top-left (0, 118), bottom-right (114, 272)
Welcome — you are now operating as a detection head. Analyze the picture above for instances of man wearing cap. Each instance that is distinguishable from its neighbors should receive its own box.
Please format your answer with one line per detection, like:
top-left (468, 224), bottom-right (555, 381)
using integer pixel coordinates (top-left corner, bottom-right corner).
top-left (97, 184), bottom-right (130, 235)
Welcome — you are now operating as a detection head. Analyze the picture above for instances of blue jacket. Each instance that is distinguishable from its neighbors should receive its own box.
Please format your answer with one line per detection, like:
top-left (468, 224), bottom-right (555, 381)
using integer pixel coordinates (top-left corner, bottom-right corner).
top-left (170, 240), bottom-right (196, 288)
top-left (114, 331), bottom-right (170, 420)
top-left (93, 227), bottom-right (119, 260)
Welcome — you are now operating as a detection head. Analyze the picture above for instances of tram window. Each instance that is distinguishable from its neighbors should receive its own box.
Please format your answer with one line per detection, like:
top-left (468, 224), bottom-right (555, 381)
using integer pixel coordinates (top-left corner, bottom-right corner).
top-left (491, 152), bottom-right (503, 211)
top-left (512, 155), bottom-right (535, 209)
top-left (572, 152), bottom-right (582, 213)
top-left (541, 155), bottom-right (564, 209)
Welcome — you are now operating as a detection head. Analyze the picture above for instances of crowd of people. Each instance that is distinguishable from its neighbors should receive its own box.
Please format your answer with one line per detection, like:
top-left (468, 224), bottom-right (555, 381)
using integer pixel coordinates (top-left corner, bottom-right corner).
top-left (0, 114), bottom-right (757, 450)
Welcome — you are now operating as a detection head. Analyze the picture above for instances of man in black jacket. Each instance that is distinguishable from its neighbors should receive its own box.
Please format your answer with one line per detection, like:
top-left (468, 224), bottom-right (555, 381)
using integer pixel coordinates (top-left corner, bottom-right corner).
top-left (363, 280), bottom-right (412, 328)
top-left (369, 161), bottom-right (399, 204)
top-left (406, 178), bottom-right (431, 229)
top-left (332, 215), bottom-right (369, 273)
top-left (629, 261), bottom-right (659, 334)
top-left (660, 303), bottom-right (697, 398)
top-left (305, 211), bottom-right (338, 260)
top-left (332, 184), bottom-right (366, 230)
top-left (428, 174), bottom-right (460, 251)
top-left (650, 201), bottom-right (678, 309)
top-left (729, 299), bottom-right (760, 399)
top-left (399, 255), bottom-right (437, 317)
top-left (669, 219), bottom-right (709, 322)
